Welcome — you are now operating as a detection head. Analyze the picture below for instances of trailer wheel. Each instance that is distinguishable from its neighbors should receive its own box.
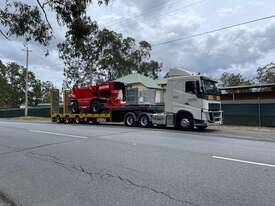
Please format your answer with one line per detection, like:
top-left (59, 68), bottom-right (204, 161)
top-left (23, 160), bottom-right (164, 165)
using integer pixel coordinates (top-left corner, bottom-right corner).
top-left (65, 116), bottom-right (70, 124)
top-left (124, 112), bottom-right (137, 127)
top-left (56, 115), bottom-right (62, 123)
top-left (92, 119), bottom-right (99, 124)
top-left (91, 100), bottom-right (101, 113)
top-left (139, 113), bottom-right (152, 128)
top-left (83, 117), bottom-right (89, 124)
top-left (75, 116), bottom-right (81, 124)
top-left (176, 113), bottom-right (194, 131)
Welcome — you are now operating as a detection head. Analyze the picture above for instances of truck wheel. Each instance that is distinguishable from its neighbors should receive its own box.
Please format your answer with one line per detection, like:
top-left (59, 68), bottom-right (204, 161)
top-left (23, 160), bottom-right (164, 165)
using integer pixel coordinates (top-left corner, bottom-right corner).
top-left (139, 114), bottom-right (152, 128)
top-left (91, 100), bottom-right (101, 113)
top-left (124, 112), bottom-right (137, 127)
top-left (70, 101), bottom-right (79, 113)
top-left (177, 113), bottom-right (194, 131)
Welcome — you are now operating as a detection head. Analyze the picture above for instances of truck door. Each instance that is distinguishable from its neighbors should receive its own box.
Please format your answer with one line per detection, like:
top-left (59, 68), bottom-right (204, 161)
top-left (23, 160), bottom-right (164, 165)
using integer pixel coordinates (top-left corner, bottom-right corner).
top-left (183, 80), bottom-right (202, 119)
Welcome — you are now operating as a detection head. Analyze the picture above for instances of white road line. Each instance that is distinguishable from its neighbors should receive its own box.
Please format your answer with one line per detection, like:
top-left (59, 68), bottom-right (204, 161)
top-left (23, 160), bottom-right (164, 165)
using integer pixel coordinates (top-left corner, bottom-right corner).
top-left (212, 156), bottom-right (275, 168)
top-left (29, 130), bottom-right (88, 139)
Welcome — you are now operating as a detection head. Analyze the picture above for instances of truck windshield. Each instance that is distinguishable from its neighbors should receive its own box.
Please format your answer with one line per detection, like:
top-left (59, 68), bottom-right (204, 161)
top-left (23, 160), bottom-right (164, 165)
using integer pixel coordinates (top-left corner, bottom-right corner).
top-left (202, 79), bottom-right (219, 95)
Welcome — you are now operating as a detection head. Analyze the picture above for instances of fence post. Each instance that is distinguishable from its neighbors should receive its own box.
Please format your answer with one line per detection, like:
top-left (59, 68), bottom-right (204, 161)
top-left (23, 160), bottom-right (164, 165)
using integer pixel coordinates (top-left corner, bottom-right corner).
top-left (258, 97), bottom-right (261, 127)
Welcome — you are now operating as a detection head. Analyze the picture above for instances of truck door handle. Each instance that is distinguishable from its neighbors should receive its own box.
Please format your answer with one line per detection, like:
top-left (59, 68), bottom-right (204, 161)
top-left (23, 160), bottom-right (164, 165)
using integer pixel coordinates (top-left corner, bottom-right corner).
top-left (184, 103), bottom-right (190, 105)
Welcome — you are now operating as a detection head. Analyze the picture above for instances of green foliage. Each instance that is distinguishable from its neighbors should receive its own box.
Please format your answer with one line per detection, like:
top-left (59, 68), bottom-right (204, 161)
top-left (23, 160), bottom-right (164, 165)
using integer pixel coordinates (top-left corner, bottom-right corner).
top-left (41, 81), bottom-right (55, 103)
top-left (1, 1), bottom-right (161, 87)
top-left (0, 0), bottom-right (110, 46)
top-left (0, 1), bottom-right (52, 45)
top-left (58, 20), bottom-right (162, 86)
top-left (256, 63), bottom-right (275, 84)
top-left (0, 62), bottom-right (12, 108)
top-left (0, 60), bottom-right (54, 108)
top-left (220, 72), bottom-right (252, 87)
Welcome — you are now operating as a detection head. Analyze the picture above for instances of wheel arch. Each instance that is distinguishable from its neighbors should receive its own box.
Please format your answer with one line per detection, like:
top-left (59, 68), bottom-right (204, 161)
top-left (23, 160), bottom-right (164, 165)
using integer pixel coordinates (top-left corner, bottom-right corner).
top-left (176, 110), bottom-right (194, 121)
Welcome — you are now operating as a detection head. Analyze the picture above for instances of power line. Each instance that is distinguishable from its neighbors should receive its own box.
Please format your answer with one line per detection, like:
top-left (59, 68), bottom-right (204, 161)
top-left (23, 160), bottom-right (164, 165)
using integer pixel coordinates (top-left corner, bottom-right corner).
top-left (153, 14), bottom-right (275, 47)
top-left (99, 0), bottom-right (201, 45)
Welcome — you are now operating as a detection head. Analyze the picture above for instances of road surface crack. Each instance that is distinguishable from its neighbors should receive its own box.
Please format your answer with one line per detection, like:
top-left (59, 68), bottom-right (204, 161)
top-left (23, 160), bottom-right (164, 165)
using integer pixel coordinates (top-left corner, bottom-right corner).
top-left (27, 151), bottom-right (200, 206)
top-left (0, 139), bottom-right (78, 156)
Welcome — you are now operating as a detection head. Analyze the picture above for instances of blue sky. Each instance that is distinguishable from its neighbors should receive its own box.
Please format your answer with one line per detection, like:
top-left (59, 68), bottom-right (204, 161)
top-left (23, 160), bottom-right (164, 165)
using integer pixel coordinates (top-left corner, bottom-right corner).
top-left (0, 0), bottom-right (275, 87)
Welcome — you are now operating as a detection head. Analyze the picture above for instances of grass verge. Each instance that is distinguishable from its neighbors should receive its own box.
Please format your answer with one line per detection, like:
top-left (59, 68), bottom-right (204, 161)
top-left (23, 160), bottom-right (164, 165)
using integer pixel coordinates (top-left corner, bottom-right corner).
top-left (14, 116), bottom-right (50, 121)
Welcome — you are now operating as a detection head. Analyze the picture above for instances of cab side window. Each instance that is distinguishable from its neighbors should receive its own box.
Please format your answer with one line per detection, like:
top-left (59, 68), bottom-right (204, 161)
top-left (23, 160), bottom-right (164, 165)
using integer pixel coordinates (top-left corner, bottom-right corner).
top-left (185, 81), bottom-right (196, 94)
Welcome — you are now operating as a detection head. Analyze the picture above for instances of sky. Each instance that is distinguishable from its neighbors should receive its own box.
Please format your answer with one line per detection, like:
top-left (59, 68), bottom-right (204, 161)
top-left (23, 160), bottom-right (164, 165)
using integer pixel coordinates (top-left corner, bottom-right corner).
top-left (0, 0), bottom-right (275, 88)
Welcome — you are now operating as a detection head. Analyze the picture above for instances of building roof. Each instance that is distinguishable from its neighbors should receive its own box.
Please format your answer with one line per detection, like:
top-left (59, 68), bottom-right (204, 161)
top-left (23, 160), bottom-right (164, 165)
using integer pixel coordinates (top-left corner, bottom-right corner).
top-left (155, 78), bottom-right (167, 85)
top-left (219, 83), bottom-right (275, 90)
top-left (115, 73), bottom-right (163, 89)
top-left (165, 68), bottom-right (192, 78)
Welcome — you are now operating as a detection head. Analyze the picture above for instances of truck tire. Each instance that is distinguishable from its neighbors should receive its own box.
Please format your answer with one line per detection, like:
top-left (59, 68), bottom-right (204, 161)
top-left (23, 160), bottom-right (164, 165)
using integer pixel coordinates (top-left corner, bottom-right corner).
top-left (83, 117), bottom-right (89, 124)
top-left (90, 100), bottom-right (101, 113)
top-left (124, 112), bottom-right (137, 127)
top-left (177, 113), bottom-right (194, 131)
top-left (70, 101), bottom-right (79, 113)
top-left (92, 119), bottom-right (99, 124)
top-left (139, 113), bottom-right (152, 128)
top-left (75, 116), bottom-right (81, 124)
top-left (56, 115), bottom-right (62, 123)
top-left (65, 116), bottom-right (70, 124)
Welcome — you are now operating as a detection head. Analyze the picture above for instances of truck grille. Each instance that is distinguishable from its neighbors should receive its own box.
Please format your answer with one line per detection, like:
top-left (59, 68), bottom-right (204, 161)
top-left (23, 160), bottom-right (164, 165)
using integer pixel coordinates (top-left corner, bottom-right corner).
top-left (209, 103), bottom-right (221, 111)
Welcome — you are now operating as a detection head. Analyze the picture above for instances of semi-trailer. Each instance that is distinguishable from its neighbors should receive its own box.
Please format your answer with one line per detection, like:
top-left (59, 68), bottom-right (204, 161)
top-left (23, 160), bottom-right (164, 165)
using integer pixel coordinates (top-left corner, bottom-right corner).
top-left (50, 72), bottom-right (223, 130)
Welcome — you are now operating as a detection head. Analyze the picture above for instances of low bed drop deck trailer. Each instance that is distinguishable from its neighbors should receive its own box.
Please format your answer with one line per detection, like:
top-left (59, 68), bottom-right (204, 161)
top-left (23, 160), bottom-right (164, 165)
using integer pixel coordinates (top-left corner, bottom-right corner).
top-left (50, 74), bottom-right (223, 130)
top-left (50, 93), bottom-right (165, 127)
top-left (50, 89), bottom-right (165, 126)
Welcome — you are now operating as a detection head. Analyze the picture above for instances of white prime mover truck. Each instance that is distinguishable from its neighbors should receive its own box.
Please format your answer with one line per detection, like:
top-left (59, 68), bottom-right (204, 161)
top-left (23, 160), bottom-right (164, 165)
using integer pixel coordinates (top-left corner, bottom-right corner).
top-left (51, 72), bottom-right (223, 130)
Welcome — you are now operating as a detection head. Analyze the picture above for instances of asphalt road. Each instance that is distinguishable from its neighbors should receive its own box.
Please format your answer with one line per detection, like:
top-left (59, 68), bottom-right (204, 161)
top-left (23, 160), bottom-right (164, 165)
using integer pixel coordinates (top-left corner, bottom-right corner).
top-left (0, 121), bottom-right (275, 206)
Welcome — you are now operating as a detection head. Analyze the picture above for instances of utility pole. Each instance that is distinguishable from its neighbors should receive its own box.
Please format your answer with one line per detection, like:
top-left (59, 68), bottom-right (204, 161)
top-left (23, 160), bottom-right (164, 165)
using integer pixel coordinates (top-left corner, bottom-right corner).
top-left (22, 45), bottom-right (32, 117)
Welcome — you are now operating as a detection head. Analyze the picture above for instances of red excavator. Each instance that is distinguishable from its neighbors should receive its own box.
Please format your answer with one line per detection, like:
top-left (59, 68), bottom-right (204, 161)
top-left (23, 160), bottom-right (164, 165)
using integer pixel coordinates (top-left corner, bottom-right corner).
top-left (68, 81), bottom-right (126, 113)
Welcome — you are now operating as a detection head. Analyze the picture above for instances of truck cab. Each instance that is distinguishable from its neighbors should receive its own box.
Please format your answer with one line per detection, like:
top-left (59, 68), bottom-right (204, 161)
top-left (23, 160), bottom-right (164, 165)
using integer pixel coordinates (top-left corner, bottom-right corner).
top-left (152, 74), bottom-right (223, 130)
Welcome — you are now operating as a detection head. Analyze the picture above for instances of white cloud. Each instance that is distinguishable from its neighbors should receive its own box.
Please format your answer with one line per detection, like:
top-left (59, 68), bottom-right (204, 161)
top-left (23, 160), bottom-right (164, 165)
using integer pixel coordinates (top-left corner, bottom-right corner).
top-left (1, 0), bottom-right (275, 87)
top-left (216, 7), bottom-right (240, 17)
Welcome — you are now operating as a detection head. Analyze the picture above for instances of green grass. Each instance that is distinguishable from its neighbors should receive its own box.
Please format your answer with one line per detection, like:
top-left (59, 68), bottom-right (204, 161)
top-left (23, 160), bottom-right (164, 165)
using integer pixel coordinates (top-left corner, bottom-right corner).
top-left (14, 116), bottom-right (50, 121)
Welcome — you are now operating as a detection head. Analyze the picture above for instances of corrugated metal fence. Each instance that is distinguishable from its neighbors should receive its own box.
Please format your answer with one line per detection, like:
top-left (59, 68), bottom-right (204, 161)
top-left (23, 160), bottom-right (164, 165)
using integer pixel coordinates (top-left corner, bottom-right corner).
top-left (222, 102), bottom-right (275, 127)
top-left (1, 102), bottom-right (274, 127)
top-left (0, 107), bottom-right (50, 118)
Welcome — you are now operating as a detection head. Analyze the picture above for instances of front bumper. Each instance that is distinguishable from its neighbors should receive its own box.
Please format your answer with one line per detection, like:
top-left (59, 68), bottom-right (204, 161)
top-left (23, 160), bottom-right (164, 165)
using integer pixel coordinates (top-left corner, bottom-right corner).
top-left (203, 110), bottom-right (223, 125)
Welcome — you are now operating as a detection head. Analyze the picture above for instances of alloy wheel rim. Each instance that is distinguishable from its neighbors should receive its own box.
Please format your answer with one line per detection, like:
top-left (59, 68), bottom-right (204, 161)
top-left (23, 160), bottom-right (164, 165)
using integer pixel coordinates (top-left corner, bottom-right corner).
top-left (140, 116), bottom-right (148, 126)
top-left (180, 118), bottom-right (190, 128)
top-left (127, 116), bottom-right (134, 125)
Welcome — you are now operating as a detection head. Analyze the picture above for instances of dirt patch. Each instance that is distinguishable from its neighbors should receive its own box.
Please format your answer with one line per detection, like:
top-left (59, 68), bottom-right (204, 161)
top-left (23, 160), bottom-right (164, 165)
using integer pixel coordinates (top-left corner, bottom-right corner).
top-left (208, 125), bottom-right (275, 142)
top-left (0, 192), bottom-right (17, 206)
